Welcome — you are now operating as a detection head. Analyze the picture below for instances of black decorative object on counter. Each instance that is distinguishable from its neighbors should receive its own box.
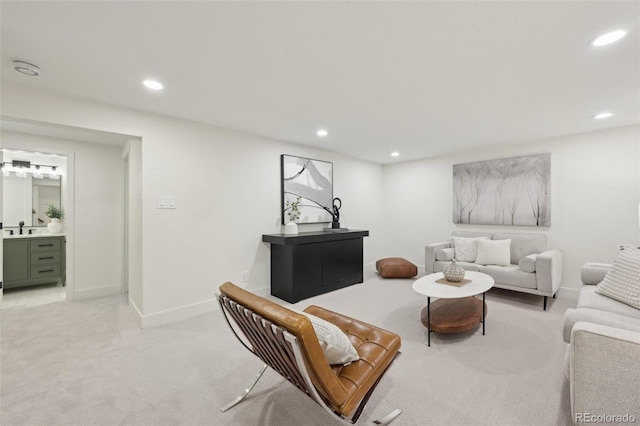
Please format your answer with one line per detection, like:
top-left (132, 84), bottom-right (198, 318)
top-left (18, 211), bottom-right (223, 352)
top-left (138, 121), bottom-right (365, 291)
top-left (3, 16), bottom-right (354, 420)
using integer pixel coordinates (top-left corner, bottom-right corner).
top-left (323, 197), bottom-right (342, 229)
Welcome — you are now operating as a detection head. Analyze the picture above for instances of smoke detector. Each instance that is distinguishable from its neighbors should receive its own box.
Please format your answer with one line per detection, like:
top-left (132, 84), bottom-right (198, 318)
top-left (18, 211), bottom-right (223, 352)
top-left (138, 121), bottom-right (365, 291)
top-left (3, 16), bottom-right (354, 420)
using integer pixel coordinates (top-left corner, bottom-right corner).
top-left (13, 60), bottom-right (41, 76)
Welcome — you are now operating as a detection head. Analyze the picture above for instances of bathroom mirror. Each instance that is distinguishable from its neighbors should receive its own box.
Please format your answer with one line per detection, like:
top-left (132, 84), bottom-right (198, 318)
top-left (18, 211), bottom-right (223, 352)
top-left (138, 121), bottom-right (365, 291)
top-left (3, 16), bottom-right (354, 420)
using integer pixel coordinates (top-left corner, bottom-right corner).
top-left (3, 175), bottom-right (61, 227)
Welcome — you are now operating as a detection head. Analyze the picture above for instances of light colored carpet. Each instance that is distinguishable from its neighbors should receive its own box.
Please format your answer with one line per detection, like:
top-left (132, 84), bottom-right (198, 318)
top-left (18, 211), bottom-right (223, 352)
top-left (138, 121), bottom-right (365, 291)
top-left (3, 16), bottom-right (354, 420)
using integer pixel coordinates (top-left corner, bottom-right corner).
top-left (0, 275), bottom-right (575, 425)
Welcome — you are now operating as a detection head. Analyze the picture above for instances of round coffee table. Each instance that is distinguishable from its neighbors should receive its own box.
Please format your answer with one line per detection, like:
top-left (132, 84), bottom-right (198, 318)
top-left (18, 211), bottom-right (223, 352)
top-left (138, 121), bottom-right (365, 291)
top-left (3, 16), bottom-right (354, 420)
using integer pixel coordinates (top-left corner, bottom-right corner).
top-left (412, 271), bottom-right (494, 346)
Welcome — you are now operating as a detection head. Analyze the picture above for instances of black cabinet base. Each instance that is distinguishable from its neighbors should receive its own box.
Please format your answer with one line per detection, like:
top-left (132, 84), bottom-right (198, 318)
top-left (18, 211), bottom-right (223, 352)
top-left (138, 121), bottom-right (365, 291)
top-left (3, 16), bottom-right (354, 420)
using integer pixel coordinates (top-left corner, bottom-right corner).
top-left (262, 230), bottom-right (369, 303)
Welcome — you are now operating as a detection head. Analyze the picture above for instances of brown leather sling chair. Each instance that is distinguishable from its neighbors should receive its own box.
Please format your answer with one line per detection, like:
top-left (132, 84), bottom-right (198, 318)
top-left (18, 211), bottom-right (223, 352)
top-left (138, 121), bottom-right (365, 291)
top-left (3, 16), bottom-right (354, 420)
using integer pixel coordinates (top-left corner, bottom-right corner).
top-left (218, 282), bottom-right (402, 424)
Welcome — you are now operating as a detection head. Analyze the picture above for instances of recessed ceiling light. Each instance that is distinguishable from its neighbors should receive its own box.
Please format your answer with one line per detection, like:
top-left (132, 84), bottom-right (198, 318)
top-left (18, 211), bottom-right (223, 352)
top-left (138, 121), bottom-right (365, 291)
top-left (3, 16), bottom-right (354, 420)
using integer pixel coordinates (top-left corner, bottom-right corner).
top-left (316, 129), bottom-right (328, 137)
top-left (391, 152), bottom-right (400, 157)
top-left (592, 112), bottom-right (614, 120)
top-left (591, 30), bottom-right (627, 47)
top-left (143, 80), bottom-right (164, 90)
top-left (13, 60), bottom-right (41, 76)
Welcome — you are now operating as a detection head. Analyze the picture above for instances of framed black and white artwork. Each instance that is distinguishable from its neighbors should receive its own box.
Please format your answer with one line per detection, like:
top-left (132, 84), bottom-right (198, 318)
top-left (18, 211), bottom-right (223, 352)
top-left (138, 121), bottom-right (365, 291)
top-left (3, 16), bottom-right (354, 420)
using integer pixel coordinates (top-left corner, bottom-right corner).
top-left (281, 154), bottom-right (333, 224)
top-left (453, 153), bottom-right (550, 226)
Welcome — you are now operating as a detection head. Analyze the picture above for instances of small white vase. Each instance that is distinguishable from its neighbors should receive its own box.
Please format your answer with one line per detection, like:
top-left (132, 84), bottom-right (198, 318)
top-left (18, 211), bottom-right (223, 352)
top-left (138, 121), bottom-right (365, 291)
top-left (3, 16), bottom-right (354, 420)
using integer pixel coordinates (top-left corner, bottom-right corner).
top-left (443, 259), bottom-right (465, 282)
top-left (284, 222), bottom-right (298, 235)
top-left (48, 218), bottom-right (63, 234)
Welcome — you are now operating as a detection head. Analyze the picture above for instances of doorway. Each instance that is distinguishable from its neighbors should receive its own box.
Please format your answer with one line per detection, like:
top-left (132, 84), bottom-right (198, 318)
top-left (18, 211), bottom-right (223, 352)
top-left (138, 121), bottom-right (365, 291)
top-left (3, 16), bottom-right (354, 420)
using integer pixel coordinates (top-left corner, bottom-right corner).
top-left (1, 147), bottom-right (70, 309)
top-left (0, 117), bottom-right (138, 311)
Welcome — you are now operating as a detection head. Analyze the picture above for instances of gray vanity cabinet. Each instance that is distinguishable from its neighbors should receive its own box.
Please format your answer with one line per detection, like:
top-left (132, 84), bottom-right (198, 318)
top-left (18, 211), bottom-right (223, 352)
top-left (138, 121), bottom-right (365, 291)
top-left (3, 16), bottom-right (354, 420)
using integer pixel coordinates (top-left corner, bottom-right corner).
top-left (3, 236), bottom-right (66, 289)
top-left (4, 240), bottom-right (29, 282)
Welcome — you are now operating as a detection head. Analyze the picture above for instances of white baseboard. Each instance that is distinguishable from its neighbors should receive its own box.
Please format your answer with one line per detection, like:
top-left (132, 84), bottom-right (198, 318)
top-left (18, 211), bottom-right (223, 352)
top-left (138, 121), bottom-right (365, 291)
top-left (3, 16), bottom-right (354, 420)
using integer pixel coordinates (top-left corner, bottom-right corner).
top-left (252, 285), bottom-right (270, 297)
top-left (364, 262), bottom-right (377, 280)
top-left (128, 285), bottom-right (270, 329)
top-left (73, 283), bottom-right (121, 300)
top-left (556, 286), bottom-right (580, 300)
top-left (138, 298), bottom-right (218, 328)
top-left (128, 296), bottom-right (144, 328)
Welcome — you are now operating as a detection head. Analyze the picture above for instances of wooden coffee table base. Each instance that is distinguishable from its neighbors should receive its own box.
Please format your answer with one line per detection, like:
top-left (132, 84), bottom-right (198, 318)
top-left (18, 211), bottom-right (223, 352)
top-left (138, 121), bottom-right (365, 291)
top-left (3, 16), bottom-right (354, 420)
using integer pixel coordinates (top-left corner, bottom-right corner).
top-left (420, 297), bottom-right (487, 335)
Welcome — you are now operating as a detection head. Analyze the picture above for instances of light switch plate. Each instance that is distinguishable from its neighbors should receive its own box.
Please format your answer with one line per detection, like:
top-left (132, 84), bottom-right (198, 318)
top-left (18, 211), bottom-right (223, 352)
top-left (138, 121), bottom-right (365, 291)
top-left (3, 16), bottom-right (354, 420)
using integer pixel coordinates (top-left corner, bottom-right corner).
top-left (156, 195), bottom-right (176, 209)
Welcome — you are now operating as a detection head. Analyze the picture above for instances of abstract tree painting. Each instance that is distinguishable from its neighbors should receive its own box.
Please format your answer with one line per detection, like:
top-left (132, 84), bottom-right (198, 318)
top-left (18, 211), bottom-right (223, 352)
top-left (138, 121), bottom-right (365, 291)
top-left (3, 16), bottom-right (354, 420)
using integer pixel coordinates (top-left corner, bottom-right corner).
top-left (281, 154), bottom-right (333, 224)
top-left (453, 153), bottom-right (550, 226)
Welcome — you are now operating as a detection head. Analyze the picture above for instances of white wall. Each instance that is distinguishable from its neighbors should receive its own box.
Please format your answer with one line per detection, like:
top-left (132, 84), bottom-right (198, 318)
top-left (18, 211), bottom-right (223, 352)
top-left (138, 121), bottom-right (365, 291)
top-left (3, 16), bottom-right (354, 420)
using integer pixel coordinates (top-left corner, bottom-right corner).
top-left (1, 82), bottom-right (385, 326)
top-left (138, 121), bottom-right (384, 325)
top-left (1, 130), bottom-right (125, 299)
top-left (6, 82), bottom-right (633, 324)
top-left (382, 125), bottom-right (640, 297)
top-left (124, 139), bottom-right (144, 316)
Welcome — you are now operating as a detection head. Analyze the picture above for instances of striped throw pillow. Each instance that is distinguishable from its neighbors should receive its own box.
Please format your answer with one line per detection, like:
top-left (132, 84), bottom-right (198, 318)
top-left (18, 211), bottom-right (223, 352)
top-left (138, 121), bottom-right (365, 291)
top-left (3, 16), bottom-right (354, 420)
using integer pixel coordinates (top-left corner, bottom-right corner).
top-left (596, 245), bottom-right (640, 309)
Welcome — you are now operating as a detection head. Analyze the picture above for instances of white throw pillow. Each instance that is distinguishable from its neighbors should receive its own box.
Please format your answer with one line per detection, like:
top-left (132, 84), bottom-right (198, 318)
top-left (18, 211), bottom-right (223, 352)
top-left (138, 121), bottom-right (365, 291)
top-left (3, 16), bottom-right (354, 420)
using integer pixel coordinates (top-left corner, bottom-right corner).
top-left (476, 239), bottom-right (511, 266)
top-left (596, 246), bottom-right (640, 309)
top-left (291, 308), bottom-right (359, 365)
top-left (435, 248), bottom-right (455, 261)
top-left (452, 237), bottom-right (479, 262)
top-left (519, 254), bottom-right (538, 273)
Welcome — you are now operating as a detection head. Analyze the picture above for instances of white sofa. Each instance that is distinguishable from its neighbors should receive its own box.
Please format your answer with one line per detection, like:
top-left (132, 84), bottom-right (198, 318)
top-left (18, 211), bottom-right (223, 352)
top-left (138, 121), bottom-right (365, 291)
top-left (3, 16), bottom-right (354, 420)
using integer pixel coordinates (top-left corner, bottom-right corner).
top-left (425, 231), bottom-right (563, 309)
top-left (561, 263), bottom-right (640, 422)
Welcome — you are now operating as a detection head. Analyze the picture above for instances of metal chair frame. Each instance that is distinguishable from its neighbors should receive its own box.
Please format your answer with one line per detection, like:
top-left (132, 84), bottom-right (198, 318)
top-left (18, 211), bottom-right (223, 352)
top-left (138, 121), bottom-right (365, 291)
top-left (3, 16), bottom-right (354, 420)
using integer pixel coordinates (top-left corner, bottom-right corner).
top-left (218, 293), bottom-right (401, 425)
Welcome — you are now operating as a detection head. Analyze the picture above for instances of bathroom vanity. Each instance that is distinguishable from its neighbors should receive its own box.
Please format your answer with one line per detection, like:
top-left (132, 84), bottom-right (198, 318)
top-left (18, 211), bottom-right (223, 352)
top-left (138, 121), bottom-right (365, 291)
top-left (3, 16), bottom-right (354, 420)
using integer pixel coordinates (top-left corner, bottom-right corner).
top-left (3, 234), bottom-right (66, 289)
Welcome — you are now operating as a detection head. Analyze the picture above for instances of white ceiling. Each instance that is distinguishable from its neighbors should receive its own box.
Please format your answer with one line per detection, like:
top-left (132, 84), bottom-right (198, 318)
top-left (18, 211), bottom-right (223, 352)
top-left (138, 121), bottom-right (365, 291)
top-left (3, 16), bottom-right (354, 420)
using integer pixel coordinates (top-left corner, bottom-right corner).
top-left (1, 1), bottom-right (638, 164)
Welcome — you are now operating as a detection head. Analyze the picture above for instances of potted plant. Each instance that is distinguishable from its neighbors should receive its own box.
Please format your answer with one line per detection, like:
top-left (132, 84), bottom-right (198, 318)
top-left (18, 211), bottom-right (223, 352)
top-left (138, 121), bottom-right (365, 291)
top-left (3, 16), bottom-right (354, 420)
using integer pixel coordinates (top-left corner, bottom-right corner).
top-left (284, 196), bottom-right (301, 235)
top-left (45, 204), bottom-right (64, 234)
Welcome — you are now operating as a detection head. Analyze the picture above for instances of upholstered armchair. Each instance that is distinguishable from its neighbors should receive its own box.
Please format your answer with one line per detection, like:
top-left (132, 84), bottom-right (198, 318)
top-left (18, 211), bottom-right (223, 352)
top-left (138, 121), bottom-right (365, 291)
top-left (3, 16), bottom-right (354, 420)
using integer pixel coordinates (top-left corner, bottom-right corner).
top-left (217, 282), bottom-right (402, 424)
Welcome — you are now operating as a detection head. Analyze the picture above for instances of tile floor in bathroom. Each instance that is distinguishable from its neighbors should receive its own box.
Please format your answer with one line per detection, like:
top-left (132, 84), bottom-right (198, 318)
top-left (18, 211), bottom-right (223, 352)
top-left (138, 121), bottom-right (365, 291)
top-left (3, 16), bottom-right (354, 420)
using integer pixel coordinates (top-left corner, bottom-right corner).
top-left (2, 283), bottom-right (66, 310)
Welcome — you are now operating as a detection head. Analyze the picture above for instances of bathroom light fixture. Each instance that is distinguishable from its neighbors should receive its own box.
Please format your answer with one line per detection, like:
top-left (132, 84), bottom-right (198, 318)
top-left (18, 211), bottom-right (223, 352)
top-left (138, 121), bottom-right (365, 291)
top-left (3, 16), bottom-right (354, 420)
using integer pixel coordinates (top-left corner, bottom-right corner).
top-left (33, 165), bottom-right (43, 179)
top-left (143, 79), bottom-right (163, 90)
top-left (391, 151), bottom-right (400, 157)
top-left (592, 112), bottom-right (614, 120)
top-left (1, 161), bottom-right (60, 179)
top-left (591, 30), bottom-right (627, 47)
top-left (13, 60), bottom-right (41, 76)
top-left (316, 129), bottom-right (328, 137)
top-left (48, 166), bottom-right (60, 180)
top-left (12, 160), bottom-right (31, 168)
